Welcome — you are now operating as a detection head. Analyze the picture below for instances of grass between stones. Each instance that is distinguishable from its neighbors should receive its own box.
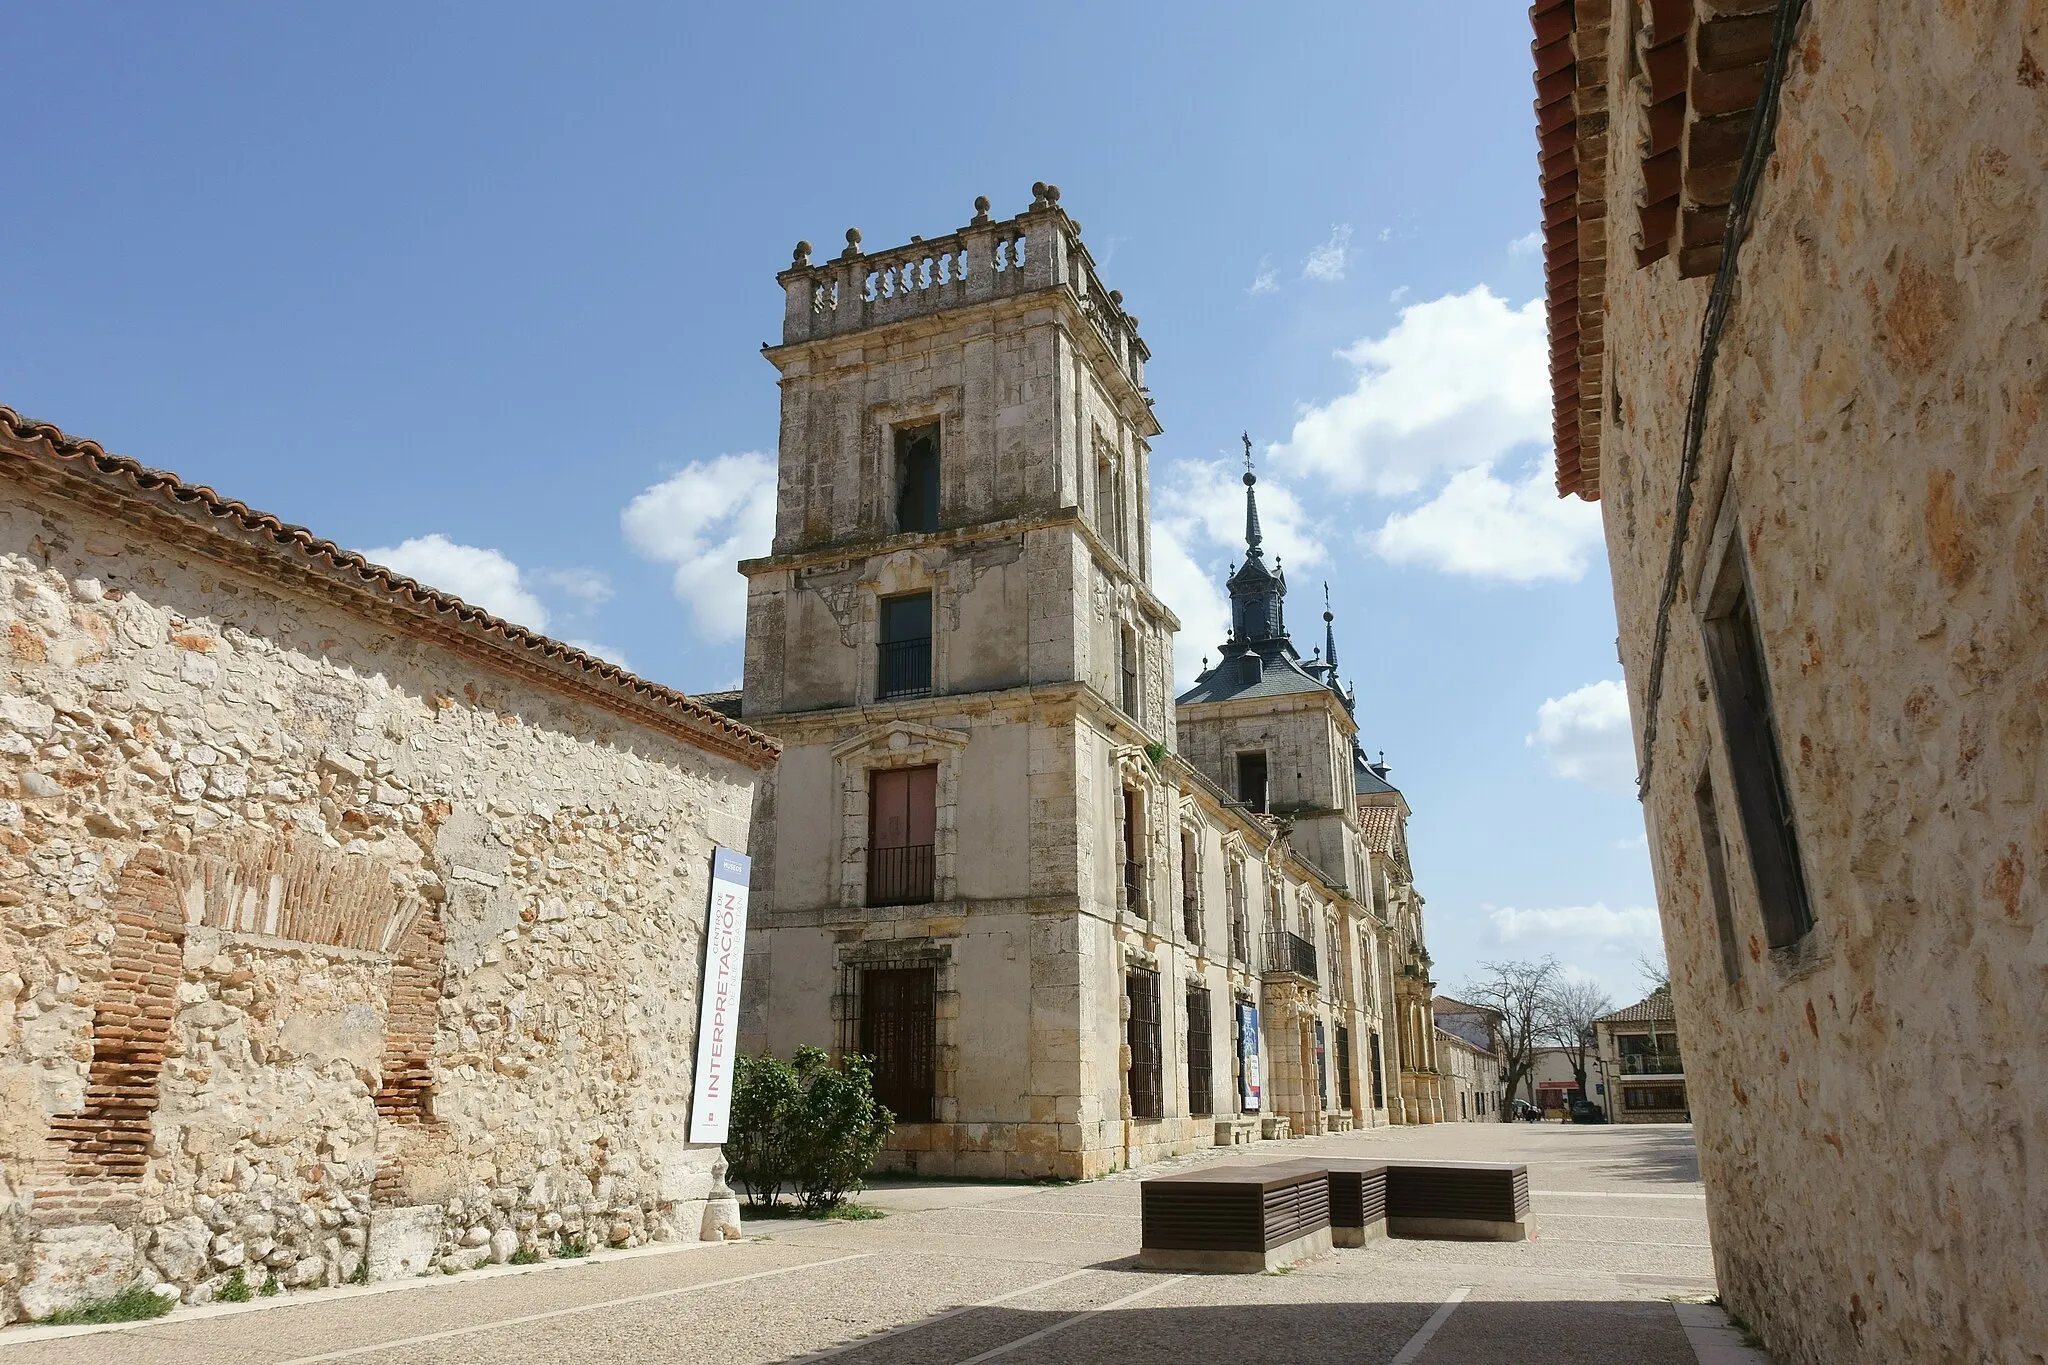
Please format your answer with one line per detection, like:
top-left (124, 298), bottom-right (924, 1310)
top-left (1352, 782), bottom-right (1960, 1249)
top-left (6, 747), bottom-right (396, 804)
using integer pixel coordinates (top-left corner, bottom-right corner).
top-left (37, 1285), bottom-right (175, 1326)
top-left (742, 1202), bottom-right (887, 1222)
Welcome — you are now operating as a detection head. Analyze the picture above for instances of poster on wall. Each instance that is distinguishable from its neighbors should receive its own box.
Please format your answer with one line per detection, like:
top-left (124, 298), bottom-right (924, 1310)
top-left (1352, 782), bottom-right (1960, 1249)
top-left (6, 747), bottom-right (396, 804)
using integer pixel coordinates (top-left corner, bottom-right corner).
top-left (1237, 1000), bottom-right (1262, 1112)
top-left (687, 847), bottom-right (752, 1144)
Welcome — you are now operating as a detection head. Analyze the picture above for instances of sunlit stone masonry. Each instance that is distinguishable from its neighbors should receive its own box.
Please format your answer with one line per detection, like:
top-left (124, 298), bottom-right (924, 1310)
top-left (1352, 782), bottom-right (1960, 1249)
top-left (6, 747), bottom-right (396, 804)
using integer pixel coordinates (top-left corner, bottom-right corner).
top-left (0, 409), bottom-right (778, 1322)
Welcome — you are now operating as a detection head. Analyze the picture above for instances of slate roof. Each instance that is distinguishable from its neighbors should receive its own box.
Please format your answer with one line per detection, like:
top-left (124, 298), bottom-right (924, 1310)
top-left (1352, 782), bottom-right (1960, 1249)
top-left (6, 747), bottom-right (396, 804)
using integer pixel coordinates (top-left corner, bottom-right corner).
top-left (1354, 747), bottom-right (1399, 796)
top-left (0, 406), bottom-right (780, 769)
top-left (1175, 649), bottom-right (1336, 706)
top-left (1596, 993), bottom-right (1678, 1026)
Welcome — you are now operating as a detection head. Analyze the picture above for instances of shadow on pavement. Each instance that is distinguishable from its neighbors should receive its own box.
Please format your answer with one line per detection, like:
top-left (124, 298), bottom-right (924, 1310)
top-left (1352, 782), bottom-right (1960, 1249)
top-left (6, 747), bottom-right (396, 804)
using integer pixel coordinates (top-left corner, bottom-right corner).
top-left (769, 1296), bottom-right (1699, 1365)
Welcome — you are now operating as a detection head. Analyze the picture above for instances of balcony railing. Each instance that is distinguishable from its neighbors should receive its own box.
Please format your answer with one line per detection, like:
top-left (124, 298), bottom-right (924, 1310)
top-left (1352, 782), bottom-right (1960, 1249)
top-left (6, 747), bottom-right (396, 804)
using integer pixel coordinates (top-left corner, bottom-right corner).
top-left (867, 844), bottom-right (935, 907)
top-left (878, 637), bottom-right (932, 700)
top-left (1123, 859), bottom-right (1145, 919)
top-left (1261, 930), bottom-right (1317, 984)
top-left (1619, 1052), bottom-right (1684, 1076)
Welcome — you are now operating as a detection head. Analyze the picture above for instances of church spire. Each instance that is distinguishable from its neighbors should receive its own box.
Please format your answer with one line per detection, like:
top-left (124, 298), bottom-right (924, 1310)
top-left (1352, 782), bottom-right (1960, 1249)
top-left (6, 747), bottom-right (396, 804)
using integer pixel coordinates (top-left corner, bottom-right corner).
top-left (1242, 432), bottom-right (1264, 558)
top-left (1322, 581), bottom-right (1338, 673)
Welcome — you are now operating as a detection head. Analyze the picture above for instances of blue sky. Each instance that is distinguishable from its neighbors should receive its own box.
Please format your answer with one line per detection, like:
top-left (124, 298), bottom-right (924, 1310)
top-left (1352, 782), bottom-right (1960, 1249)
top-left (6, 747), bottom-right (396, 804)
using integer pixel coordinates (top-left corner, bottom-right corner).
top-left (3, 2), bottom-right (1660, 1006)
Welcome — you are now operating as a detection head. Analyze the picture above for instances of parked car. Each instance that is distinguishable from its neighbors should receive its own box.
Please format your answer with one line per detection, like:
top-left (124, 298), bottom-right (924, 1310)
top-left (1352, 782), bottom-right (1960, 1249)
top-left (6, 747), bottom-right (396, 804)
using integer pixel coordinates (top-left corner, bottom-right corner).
top-left (1569, 1098), bottom-right (1608, 1124)
top-left (1510, 1099), bottom-right (1544, 1123)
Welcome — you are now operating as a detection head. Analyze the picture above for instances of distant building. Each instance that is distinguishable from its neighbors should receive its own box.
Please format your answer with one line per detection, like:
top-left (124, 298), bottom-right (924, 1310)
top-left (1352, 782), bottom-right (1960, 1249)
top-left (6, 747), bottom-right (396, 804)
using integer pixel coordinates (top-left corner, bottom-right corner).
top-left (1430, 995), bottom-right (1501, 1121)
top-left (1593, 995), bottom-right (1687, 1124)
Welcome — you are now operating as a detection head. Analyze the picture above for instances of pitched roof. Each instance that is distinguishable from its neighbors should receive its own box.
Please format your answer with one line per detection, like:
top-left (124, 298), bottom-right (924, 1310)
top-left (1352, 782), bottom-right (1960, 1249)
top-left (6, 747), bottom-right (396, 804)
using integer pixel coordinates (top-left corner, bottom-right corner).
top-left (1, 406), bottom-right (779, 769)
top-left (1176, 648), bottom-right (1336, 705)
top-left (1596, 993), bottom-right (1678, 1025)
top-left (1355, 802), bottom-right (1412, 884)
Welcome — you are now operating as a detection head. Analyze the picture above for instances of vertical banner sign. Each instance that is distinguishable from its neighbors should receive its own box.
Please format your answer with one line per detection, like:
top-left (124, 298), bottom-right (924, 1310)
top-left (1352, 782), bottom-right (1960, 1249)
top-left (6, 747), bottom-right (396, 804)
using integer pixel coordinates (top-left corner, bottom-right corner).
top-left (688, 848), bottom-right (751, 1144)
top-left (1238, 1001), bottom-right (1262, 1112)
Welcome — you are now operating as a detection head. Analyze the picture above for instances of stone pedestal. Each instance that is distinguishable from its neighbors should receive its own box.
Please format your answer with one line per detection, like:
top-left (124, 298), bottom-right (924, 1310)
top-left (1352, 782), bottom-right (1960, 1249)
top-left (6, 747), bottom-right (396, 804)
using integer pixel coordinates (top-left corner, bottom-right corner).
top-left (698, 1155), bottom-right (743, 1242)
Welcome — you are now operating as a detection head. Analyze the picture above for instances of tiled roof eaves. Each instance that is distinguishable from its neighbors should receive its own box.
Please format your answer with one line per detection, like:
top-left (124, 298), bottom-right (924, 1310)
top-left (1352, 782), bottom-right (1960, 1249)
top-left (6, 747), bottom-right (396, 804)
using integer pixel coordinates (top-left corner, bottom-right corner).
top-left (1596, 994), bottom-right (1679, 1024)
top-left (1, 407), bottom-right (780, 770)
top-left (1531, 0), bottom-right (1611, 503)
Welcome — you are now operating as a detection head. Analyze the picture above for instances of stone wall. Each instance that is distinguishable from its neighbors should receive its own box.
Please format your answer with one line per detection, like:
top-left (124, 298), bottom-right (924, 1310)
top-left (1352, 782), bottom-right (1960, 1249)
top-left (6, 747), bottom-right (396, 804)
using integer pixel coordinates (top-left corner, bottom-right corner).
top-left (0, 443), bottom-right (768, 1321)
top-left (1589, 4), bottom-right (2048, 1360)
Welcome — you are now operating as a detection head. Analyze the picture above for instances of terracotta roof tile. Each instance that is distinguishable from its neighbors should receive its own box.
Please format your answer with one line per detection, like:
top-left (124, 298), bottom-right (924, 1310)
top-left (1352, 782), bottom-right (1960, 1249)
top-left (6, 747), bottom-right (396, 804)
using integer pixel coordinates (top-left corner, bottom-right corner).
top-left (0, 406), bottom-right (779, 770)
top-left (1596, 994), bottom-right (1679, 1025)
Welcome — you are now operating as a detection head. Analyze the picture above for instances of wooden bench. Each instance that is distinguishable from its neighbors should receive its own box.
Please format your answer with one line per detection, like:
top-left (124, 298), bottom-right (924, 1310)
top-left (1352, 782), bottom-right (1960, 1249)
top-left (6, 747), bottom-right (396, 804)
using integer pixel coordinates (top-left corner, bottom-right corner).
top-left (1384, 1160), bottom-right (1533, 1241)
top-left (1138, 1164), bottom-right (1331, 1272)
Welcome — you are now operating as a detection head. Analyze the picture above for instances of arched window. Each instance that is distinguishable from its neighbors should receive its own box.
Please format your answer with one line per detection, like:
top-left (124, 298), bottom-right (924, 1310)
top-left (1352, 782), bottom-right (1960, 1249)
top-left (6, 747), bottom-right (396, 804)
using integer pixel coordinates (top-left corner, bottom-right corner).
top-left (895, 424), bottom-right (940, 533)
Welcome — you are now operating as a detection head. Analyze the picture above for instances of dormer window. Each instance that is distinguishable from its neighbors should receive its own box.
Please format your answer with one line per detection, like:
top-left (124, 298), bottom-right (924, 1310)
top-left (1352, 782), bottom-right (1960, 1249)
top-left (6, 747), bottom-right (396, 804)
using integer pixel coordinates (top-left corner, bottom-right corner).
top-left (895, 423), bottom-right (940, 533)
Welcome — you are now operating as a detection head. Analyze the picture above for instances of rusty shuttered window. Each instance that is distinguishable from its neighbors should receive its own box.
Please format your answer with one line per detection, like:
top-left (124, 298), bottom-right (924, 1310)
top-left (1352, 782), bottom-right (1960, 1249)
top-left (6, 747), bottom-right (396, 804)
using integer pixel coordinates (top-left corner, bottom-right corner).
top-left (1126, 967), bottom-right (1163, 1121)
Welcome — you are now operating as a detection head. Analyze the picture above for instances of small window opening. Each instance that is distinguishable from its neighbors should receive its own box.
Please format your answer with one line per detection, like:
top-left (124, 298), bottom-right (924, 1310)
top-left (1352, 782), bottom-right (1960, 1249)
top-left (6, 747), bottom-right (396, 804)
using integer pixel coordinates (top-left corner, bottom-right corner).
top-left (1701, 550), bottom-right (1814, 949)
top-left (1237, 752), bottom-right (1268, 814)
top-left (895, 424), bottom-right (941, 533)
top-left (1180, 829), bottom-right (1201, 944)
top-left (1121, 788), bottom-right (1145, 919)
top-left (1120, 626), bottom-right (1140, 719)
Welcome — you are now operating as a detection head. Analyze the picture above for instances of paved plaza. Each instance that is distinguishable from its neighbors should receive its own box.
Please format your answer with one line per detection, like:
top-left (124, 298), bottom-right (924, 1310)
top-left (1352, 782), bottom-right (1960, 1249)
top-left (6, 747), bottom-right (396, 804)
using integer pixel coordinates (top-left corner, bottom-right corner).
top-left (2, 1123), bottom-right (1766, 1365)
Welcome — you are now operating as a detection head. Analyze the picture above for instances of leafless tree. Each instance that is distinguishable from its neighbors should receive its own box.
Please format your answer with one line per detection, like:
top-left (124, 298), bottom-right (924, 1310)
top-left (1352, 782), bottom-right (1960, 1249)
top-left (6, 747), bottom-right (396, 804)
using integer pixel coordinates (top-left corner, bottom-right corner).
top-left (1636, 951), bottom-right (1672, 995)
top-left (1544, 976), bottom-right (1614, 1102)
top-left (1462, 957), bottom-right (1562, 1120)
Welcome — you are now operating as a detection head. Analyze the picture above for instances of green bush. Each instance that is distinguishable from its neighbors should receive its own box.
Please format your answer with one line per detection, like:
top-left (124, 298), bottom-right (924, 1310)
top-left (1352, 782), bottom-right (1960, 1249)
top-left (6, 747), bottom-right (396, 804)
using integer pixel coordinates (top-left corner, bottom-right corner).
top-left (258, 1274), bottom-right (279, 1297)
top-left (728, 1045), bottom-right (893, 1212)
top-left (557, 1237), bottom-right (591, 1259)
top-left (508, 1246), bottom-right (542, 1265)
top-left (217, 1268), bottom-right (253, 1303)
top-left (38, 1284), bottom-right (174, 1325)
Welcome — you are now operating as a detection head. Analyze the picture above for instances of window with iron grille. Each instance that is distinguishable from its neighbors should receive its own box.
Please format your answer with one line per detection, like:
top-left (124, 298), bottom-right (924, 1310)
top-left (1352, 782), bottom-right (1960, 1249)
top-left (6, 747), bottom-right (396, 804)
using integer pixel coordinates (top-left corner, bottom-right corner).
top-left (1180, 829), bottom-right (1201, 944)
top-left (878, 592), bottom-right (933, 700)
top-left (1312, 1019), bottom-right (1328, 1109)
top-left (1336, 1025), bottom-right (1353, 1110)
top-left (1185, 987), bottom-right (1213, 1118)
top-left (859, 967), bottom-right (935, 1122)
top-left (867, 766), bottom-right (936, 906)
top-left (1369, 1030), bottom-right (1385, 1109)
top-left (1126, 968), bottom-right (1163, 1120)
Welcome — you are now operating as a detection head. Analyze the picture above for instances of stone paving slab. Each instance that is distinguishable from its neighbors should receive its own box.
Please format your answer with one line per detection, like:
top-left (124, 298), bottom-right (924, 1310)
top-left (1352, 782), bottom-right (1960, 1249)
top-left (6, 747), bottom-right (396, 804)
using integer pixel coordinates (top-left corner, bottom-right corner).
top-left (0, 1123), bottom-right (1764, 1364)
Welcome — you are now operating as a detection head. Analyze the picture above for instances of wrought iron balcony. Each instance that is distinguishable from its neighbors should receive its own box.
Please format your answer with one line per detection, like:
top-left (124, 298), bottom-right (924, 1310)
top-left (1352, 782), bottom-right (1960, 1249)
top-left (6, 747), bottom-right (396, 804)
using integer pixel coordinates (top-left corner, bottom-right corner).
top-left (877, 636), bottom-right (932, 700)
top-left (1618, 1051), bottom-right (1684, 1076)
top-left (867, 844), bottom-right (934, 907)
top-left (1261, 930), bottom-right (1317, 984)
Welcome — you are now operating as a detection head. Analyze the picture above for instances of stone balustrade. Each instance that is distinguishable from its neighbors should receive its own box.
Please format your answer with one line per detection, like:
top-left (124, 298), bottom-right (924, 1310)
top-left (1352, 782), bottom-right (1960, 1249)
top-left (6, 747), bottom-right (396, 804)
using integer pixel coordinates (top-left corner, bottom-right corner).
top-left (776, 183), bottom-right (1147, 391)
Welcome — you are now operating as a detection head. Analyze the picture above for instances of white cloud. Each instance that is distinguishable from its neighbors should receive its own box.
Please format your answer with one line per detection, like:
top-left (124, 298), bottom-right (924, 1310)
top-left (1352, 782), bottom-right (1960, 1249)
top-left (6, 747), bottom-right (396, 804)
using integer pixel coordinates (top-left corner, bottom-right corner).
top-left (1302, 224), bottom-right (1353, 282)
top-left (538, 567), bottom-right (614, 609)
top-left (1247, 258), bottom-right (1278, 297)
top-left (621, 451), bottom-right (777, 643)
top-left (1148, 518), bottom-right (1230, 689)
top-left (1528, 679), bottom-right (1638, 795)
top-left (1270, 285), bottom-right (1549, 498)
top-left (1388, 285), bottom-right (1409, 304)
top-left (362, 534), bottom-right (551, 632)
top-left (1489, 902), bottom-right (1662, 945)
top-left (1370, 458), bottom-right (1604, 583)
top-left (1508, 230), bottom-right (1543, 258)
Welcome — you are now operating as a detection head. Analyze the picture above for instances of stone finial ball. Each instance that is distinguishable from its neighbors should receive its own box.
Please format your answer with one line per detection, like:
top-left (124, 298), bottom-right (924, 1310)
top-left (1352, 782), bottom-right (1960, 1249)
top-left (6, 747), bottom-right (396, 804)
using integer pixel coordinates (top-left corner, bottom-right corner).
top-left (846, 227), bottom-right (862, 245)
top-left (793, 240), bottom-right (812, 264)
top-left (1045, 183), bottom-right (1061, 202)
top-left (975, 195), bottom-right (991, 213)
top-left (1031, 181), bottom-right (1048, 198)
top-left (1109, 290), bottom-right (1123, 304)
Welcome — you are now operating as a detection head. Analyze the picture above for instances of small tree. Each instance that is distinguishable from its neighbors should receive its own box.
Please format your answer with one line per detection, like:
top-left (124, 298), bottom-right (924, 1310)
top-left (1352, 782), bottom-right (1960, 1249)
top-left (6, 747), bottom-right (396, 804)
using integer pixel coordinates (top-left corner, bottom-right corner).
top-left (1464, 957), bottom-right (1562, 1120)
top-left (727, 1052), bottom-right (802, 1208)
top-left (1544, 976), bottom-right (1614, 1103)
top-left (786, 1046), bottom-right (894, 1213)
top-left (726, 1047), bottom-right (894, 1212)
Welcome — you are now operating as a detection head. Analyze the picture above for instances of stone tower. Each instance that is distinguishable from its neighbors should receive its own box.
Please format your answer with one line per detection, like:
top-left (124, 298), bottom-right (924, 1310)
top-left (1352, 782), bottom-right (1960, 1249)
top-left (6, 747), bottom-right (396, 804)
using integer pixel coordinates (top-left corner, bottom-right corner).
top-left (735, 185), bottom-right (1184, 1177)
